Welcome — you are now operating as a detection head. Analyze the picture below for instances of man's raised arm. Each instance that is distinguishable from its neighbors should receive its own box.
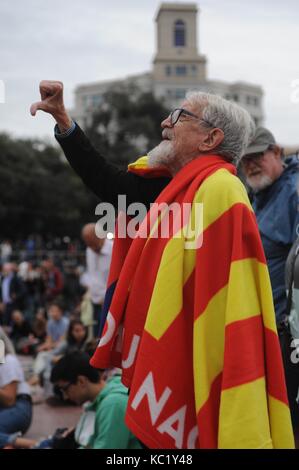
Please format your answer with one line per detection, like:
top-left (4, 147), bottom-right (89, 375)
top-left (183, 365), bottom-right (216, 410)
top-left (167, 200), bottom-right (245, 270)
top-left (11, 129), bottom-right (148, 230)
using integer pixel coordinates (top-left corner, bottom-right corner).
top-left (30, 81), bottom-right (170, 208)
top-left (30, 80), bottom-right (72, 133)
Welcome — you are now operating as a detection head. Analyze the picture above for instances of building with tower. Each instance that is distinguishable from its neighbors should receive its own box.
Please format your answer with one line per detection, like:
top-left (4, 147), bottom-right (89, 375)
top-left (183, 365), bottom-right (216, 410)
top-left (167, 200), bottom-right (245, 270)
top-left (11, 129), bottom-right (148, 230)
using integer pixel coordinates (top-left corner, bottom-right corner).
top-left (71, 3), bottom-right (263, 128)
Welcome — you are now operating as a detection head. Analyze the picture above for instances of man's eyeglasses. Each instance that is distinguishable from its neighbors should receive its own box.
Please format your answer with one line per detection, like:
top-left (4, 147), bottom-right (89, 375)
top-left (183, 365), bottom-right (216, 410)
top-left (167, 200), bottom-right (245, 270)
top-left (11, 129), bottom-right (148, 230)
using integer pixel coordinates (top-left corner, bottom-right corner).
top-left (168, 108), bottom-right (214, 128)
top-left (242, 152), bottom-right (267, 164)
top-left (58, 382), bottom-right (73, 393)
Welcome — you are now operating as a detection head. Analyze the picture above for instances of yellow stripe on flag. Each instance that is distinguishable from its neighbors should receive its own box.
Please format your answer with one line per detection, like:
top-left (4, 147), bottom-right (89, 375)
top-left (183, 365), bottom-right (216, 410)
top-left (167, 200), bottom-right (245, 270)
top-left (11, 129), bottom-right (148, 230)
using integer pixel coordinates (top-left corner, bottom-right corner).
top-left (194, 286), bottom-right (227, 412)
top-left (145, 235), bottom-right (185, 340)
top-left (194, 258), bottom-right (276, 413)
top-left (218, 377), bottom-right (273, 449)
top-left (225, 258), bottom-right (277, 332)
top-left (183, 169), bottom-right (253, 283)
top-left (267, 395), bottom-right (295, 449)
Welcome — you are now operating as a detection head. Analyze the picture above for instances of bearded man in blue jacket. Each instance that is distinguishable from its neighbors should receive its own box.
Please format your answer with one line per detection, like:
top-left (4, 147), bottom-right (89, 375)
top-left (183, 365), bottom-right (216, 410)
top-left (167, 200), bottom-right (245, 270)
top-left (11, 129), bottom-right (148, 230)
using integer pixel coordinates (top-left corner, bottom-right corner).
top-left (240, 127), bottom-right (299, 443)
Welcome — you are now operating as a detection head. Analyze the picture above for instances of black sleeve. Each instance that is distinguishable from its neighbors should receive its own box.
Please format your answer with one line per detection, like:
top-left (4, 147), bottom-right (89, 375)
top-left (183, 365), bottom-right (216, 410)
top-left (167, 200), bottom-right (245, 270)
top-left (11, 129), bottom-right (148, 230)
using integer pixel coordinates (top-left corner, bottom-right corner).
top-left (55, 123), bottom-right (171, 210)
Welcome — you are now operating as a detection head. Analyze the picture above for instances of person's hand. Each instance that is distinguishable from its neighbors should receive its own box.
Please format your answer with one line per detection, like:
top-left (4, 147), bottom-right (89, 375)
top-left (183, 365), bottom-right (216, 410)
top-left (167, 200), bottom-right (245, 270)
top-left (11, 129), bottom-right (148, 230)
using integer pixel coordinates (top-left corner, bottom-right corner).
top-left (13, 437), bottom-right (37, 449)
top-left (52, 355), bottom-right (62, 364)
top-left (37, 342), bottom-right (48, 352)
top-left (61, 428), bottom-right (74, 438)
top-left (30, 80), bottom-right (72, 132)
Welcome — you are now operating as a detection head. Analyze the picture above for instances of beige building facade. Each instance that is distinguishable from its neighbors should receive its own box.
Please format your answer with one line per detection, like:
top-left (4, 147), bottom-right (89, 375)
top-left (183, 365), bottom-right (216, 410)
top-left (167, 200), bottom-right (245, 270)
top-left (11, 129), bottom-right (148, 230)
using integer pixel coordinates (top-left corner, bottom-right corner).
top-left (71, 3), bottom-right (263, 128)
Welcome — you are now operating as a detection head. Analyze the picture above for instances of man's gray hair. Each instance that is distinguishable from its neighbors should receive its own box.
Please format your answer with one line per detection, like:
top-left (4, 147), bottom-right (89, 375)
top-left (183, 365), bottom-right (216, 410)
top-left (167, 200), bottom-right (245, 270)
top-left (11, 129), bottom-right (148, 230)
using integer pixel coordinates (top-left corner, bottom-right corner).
top-left (185, 91), bottom-right (256, 165)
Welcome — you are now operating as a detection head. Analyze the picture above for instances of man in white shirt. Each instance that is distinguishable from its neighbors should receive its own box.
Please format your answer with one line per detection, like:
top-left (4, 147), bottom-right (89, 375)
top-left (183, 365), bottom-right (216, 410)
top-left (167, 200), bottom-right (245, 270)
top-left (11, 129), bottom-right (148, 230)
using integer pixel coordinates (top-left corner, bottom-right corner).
top-left (81, 224), bottom-right (113, 338)
top-left (0, 354), bottom-right (32, 448)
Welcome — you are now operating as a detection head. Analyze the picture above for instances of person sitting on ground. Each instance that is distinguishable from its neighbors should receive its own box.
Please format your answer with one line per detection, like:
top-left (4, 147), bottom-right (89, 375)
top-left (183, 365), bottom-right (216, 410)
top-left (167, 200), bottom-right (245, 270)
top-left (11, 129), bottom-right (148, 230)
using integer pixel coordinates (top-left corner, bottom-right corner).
top-left (0, 325), bottom-right (15, 355)
top-left (48, 352), bottom-right (141, 449)
top-left (31, 308), bottom-right (47, 351)
top-left (18, 357), bottom-right (141, 449)
top-left (9, 310), bottom-right (33, 355)
top-left (29, 301), bottom-right (69, 387)
top-left (0, 352), bottom-right (32, 449)
top-left (37, 301), bottom-right (69, 353)
top-left (42, 320), bottom-right (89, 399)
top-left (51, 320), bottom-right (88, 362)
top-left (13, 309), bottom-right (48, 358)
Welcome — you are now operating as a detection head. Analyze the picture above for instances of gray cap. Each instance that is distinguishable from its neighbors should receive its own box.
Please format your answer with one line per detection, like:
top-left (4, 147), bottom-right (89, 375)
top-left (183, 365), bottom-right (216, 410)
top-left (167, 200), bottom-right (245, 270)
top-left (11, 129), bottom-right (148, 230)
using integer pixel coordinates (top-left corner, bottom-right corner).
top-left (243, 127), bottom-right (276, 156)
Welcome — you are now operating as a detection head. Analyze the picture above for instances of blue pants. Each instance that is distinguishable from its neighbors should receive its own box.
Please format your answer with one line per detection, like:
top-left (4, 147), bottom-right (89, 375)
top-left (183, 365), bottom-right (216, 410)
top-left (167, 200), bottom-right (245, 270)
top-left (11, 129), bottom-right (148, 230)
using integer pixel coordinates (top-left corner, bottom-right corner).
top-left (0, 397), bottom-right (32, 448)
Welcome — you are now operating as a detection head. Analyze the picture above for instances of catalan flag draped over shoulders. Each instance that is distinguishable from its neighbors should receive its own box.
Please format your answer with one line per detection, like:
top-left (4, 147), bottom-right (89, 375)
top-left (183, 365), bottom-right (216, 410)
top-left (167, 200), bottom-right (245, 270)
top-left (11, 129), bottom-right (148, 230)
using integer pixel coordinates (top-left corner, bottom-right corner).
top-left (90, 154), bottom-right (294, 449)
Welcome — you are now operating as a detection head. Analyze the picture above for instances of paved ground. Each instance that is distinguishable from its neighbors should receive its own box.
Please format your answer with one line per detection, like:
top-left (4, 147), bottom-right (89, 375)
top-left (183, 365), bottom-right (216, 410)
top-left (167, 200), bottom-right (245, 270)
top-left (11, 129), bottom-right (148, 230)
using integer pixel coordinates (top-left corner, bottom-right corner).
top-left (25, 401), bottom-right (82, 440)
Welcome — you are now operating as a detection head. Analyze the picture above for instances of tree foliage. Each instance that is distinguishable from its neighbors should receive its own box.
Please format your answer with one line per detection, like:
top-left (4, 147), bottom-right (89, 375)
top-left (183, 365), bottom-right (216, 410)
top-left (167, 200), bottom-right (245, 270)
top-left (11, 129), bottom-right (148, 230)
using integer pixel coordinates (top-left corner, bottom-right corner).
top-left (85, 83), bottom-right (169, 167)
top-left (0, 133), bottom-right (98, 239)
top-left (0, 85), bottom-right (169, 239)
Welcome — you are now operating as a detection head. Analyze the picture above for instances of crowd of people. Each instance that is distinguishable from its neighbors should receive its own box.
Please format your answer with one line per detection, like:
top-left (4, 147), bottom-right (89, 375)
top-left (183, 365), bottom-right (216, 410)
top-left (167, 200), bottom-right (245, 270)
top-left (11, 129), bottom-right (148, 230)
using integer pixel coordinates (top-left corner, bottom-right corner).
top-left (1, 81), bottom-right (299, 450)
top-left (0, 236), bottom-right (84, 264)
top-left (0, 227), bottom-right (135, 449)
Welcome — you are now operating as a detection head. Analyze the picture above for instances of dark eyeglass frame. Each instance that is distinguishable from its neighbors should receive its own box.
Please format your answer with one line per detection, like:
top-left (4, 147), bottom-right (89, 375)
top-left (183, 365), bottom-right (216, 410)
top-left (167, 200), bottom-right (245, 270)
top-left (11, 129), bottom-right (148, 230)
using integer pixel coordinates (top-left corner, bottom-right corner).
top-left (242, 148), bottom-right (274, 164)
top-left (58, 382), bottom-right (73, 393)
top-left (169, 108), bottom-right (214, 128)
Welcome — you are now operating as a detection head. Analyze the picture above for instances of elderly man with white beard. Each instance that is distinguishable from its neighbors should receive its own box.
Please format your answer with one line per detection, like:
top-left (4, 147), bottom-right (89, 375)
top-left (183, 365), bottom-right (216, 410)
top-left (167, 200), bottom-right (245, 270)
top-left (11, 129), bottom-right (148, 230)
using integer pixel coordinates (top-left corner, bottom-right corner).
top-left (30, 81), bottom-right (294, 449)
top-left (240, 127), bottom-right (299, 442)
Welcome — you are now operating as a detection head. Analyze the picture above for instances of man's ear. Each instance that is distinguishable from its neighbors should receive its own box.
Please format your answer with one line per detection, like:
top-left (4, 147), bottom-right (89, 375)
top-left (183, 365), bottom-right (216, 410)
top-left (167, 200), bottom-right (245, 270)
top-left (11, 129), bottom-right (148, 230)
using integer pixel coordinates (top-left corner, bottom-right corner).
top-left (77, 375), bottom-right (88, 387)
top-left (272, 145), bottom-right (283, 161)
top-left (198, 128), bottom-right (224, 152)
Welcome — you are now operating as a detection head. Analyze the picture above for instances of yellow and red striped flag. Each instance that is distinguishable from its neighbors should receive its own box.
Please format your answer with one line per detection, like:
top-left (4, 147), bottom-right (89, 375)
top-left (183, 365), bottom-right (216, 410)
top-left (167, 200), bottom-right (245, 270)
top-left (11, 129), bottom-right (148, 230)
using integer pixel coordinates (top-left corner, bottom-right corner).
top-left (91, 155), bottom-right (294, 449)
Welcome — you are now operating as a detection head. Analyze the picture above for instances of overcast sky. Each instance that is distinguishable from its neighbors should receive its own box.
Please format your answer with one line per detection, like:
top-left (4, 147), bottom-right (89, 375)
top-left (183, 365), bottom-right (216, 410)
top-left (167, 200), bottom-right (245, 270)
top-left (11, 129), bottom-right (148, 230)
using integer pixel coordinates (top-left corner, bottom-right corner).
top-left (0, 0), bottom-right (298, 146)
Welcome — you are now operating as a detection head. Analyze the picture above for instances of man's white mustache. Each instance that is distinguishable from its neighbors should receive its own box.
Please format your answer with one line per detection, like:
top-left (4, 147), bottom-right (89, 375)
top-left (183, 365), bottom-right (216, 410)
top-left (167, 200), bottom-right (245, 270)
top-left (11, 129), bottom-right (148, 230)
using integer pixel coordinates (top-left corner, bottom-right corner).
top-left (162, 130), bottom-right (173, 140)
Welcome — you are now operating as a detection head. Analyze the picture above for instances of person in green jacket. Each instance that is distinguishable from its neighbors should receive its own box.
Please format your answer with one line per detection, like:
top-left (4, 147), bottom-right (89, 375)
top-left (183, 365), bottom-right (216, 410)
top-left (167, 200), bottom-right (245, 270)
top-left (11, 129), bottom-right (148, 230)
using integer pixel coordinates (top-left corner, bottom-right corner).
top-left (51, 352), bottom-right (141, 449)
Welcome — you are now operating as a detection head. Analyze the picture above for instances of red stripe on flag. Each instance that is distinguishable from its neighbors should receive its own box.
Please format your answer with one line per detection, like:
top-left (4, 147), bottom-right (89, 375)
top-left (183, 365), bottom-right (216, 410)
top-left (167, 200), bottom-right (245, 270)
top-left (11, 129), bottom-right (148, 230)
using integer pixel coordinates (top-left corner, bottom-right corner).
top-left (264, 327), bottom-right (289, 406)
top-left (222, 315), bottom-right (265, 390)
top-left (195, 203), bottom-right (265, 318)
top-left (197, 373), bottom-right (222, 448)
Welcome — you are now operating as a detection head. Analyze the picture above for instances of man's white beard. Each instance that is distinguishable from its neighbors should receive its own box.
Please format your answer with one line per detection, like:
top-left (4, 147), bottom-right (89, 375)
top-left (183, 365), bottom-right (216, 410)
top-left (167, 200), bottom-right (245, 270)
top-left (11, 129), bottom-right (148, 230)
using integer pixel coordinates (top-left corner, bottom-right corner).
top-left (246, 174), bottom-right (273, 192)
top-left (147, 140), bottom-right (175, 168)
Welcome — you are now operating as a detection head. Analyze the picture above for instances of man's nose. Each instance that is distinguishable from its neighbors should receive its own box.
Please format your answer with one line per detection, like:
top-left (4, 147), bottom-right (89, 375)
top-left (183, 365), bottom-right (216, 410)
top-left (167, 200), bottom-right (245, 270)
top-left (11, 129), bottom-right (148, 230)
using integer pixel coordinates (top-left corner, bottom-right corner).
top-left (242, 159), bottom-right (257, 171)
top-left (161, 114), bottom-right (172, 129)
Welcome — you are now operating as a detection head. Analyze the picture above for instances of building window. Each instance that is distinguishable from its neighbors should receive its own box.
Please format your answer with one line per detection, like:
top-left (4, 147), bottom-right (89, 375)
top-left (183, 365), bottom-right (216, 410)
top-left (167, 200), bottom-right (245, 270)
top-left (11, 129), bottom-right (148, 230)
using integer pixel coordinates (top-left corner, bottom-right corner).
top-left (191, 65), bottom-right (197, 76)
top-left (165, 65), bottom-right (172, 76)
top-left (176, 65), bottom-right (187, 76)
top-left (246, 95), bottom-right (259, 107)
top-left (175, 89), bottom-right (186, 99)
top-left (174, 20), bottom-right (186, 47)
top-left (232, 94), bottom-right (239, 102)
top-left (92, 94), bottom-right (102, 107)
top-left (82, 96), bottom-right (90, 107)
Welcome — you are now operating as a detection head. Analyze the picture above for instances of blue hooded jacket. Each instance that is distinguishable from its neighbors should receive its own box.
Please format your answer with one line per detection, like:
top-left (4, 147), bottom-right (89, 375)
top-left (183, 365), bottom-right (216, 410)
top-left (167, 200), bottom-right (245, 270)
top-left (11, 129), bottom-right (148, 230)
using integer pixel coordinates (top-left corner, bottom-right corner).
top-left (252, 156), bottom-right (299, 324)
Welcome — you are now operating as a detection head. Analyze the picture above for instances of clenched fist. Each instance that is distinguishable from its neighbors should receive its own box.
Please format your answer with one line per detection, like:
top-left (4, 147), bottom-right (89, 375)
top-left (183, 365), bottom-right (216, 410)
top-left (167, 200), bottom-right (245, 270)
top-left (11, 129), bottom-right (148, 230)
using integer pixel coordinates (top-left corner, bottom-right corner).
top-left (30, 80), bottom-right (72, 132)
